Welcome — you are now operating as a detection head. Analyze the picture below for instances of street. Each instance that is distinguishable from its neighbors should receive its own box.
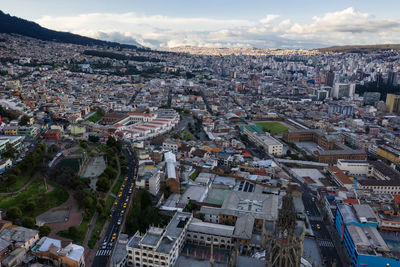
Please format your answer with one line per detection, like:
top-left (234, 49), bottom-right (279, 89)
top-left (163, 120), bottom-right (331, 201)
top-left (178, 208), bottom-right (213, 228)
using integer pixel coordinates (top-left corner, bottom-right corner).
top-left (301, 184), bottom-right (343, 267)
top-left (91, 145), bottom-right (137, 267)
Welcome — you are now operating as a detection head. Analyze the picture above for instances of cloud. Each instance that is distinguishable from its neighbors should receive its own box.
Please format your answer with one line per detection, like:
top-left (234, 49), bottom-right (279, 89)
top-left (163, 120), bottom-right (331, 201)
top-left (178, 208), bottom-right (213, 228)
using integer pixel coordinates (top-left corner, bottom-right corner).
top-left (260, 14), bottom-right (280, 24)
top-left (35, 8), bottom-right (400, 49)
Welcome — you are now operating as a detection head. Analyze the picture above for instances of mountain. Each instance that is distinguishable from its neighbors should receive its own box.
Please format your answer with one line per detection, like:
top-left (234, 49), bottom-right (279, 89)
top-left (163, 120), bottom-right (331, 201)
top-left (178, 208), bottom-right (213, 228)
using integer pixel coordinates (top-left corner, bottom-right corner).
top-left (0, 10), bottom-right (143, 49)
top-left (318, 44), bottom-right (400, 53)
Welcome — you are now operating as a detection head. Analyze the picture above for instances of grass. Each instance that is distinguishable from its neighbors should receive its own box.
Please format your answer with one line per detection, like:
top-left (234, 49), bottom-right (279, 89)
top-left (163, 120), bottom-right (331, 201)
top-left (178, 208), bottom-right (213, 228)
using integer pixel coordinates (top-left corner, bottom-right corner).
top-left (255, 121), bottom-right (289, 135)
top-left (88, 195), bottom-right (116, 248)
top-left (0, 175), bottom-right (30, 193)
top-left (112, 176), bottom-right (124, 195)
top-left (56, 157), bottom-right (82, 172)
top-left (0, 180), bottom-right (69, 217)
top-left (59, 220), bottom-right (89, 245)
top-left (189, 171), bottom-right (199, 181)
top-left (87, 112), bottom-right (103, 123)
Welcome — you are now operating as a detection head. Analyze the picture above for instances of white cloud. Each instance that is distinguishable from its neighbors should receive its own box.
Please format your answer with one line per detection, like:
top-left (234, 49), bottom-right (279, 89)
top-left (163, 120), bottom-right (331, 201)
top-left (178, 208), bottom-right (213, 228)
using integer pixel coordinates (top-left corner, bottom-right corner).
top-left (35, 8), bottom-right (400, 49)
top-left (260, 14), bottom-right (280, 24)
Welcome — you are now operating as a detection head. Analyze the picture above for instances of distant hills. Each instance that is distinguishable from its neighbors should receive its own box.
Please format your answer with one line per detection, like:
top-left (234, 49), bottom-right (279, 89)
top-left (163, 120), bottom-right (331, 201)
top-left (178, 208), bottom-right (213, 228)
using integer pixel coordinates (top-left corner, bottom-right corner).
top-left (318, 44), bottom-right (400, 53)
top-left (0, 10), bottom-right (142, 49)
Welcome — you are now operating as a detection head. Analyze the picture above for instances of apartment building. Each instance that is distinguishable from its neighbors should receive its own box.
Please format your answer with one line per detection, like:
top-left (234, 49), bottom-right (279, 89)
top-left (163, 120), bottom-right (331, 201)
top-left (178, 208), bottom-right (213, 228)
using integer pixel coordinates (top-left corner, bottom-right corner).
top-left (127, 212), bottom-right (192, 267)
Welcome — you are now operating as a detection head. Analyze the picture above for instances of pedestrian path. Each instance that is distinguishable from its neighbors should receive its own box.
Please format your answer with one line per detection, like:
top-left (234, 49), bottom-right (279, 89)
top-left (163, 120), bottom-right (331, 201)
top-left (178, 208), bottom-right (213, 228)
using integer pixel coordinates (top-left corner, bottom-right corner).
top-left (319, 240), bottom-right (334, 248)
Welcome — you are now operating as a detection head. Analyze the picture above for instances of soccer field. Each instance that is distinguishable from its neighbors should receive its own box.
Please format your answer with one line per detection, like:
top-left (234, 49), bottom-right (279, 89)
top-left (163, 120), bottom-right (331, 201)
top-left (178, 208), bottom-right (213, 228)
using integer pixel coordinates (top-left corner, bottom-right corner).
top-left (255, 121), bottom-right (289, 135)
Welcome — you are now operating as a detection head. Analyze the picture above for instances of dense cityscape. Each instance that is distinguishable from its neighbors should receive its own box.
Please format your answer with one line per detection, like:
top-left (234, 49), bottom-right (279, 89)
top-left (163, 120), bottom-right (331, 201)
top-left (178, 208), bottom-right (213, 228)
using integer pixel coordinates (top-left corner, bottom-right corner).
top-left (0, 4), bottom-right (400, 267)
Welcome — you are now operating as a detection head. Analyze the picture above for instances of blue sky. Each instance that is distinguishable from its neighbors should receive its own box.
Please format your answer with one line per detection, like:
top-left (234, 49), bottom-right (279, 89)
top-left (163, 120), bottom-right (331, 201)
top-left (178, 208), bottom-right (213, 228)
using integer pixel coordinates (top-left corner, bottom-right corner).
top-left (2, 0), bottom-right (400, 48)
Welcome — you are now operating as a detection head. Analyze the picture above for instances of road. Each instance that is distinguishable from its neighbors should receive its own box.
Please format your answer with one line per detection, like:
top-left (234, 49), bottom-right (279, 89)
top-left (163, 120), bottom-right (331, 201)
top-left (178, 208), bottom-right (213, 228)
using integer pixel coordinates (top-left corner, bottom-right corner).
top-left (91, 145), bottom-right (137, 267)
top-left (301, 183), bottom-right (343, 267)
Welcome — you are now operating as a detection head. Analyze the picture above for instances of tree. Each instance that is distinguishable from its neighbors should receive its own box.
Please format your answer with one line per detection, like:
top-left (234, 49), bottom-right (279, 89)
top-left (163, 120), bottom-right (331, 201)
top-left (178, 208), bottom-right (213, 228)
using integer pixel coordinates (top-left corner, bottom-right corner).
top-left (79, 140), bottom-right (88, 149)
top-left (88, 135), bottom-right (99, 143)
top-left (7, 207), bottom-right (22, 220)
top-left (82, 196), bottom-right (95, 209)
top-left (96, 176), bottom-right (110, 192)
top-left (39, 225), bottom-right (51, 237)
top-left (48, 144), bottom-right (60, 155)
top-left (2, 143), bottom-right (17, 159)
top-left (22, 217), bottom-right (35, 228)
top-left (19, 115), bottom-right (30, 126)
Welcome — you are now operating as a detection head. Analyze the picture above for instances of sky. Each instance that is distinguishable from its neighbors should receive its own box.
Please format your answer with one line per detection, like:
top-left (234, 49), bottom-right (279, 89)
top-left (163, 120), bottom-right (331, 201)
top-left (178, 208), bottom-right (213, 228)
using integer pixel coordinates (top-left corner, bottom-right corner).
top-left (2, 0), bottom-right (400, 49)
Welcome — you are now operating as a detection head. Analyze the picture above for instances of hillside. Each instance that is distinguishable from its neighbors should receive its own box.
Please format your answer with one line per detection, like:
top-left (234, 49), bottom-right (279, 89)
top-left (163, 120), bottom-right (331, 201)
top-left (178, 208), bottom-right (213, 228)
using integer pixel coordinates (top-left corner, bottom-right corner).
top-left (318, 44), bottom-right (400, 53)
top-left (0, 10), bottom-right (142, 49)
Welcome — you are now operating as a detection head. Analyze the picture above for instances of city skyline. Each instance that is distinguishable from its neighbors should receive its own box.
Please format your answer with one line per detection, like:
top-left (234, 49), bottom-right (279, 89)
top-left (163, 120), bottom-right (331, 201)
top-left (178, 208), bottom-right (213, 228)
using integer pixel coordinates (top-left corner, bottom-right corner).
top-left (2, 0), bottom-right (400, 49)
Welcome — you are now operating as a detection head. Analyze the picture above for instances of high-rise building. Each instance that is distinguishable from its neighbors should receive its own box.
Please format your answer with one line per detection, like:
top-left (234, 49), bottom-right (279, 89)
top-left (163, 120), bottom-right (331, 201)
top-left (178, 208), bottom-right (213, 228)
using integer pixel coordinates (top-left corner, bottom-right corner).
top-left (332, 83), bottom-right (355, 99)
top-left (363, 92), bottom-right (381, 106)
top-left (387, 71), bottom-right (398, 86)
top-left (385, 94), bottom-right (400, 114)
top-left (325, 71), bottom-right (335, 87)
top-left (328, 104), bottom-right (354, 116)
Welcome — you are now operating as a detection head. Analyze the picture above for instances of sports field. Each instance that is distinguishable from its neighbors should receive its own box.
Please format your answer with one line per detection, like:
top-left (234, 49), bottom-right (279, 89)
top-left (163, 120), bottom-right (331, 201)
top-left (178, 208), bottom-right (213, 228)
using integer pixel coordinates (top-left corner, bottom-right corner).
top-left (255, 121), bottom-right (289, 135)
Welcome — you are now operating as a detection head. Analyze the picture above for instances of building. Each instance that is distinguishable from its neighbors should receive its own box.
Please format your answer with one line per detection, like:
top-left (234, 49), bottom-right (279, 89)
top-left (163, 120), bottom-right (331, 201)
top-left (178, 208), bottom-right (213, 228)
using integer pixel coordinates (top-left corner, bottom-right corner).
top-left (110, 234), bottom-right (129, 267)
top-left (385, 94), bottom-right (400, 114)
top-left (316, 149), bottom-right (367, 165)
top-left (283, 130), bottom-right (367, 164)
top-left (45, 129), bottom-right (61, 140)
top-left (0, 158), bottom-right (12, 174)
top-left (387, 71), bottom-right (398, 86)
top-left (325, 71), bottom-right (335, 87)
top-left (328, 104), bottom-right (354, 116)
top-left (266, 194), bottom-right (305, 267)
top-left (126, 212), bottom-right (192, 267)
top-left (327, 166), bottom-right (354, 190)
top-left (165, 152), bottom-right (180, 194)
top-left (200, 191), bottom-right (279, 231)
top-left (70, 125), bottom-right (86, 136)
top-left (332, 83), bottom-right (355, 99)
top-left (0, 136), bottom-right (24, 154)
top-left (186, 218), bottom-right (234, 250)
top-left (162, 139), bottom-right (179, 153)
top-left (337, 160), bottom-right (372, 177)
top-left (136, 161), bottom-right (161, 196)
top-left (243, 124), bottom-right (283, 156)
top-left (335, 203), bottom-right (399, 267)
top-left (377, 145), bottom-right (400, 165)
top-left (0, 226), bottom-right (39, 250)
top-left (363, 92), bottom-right (381, 106)
top-left (3, 126), bottom-right (18, 136)
top-left (31, 236), bottom-right (85, 267)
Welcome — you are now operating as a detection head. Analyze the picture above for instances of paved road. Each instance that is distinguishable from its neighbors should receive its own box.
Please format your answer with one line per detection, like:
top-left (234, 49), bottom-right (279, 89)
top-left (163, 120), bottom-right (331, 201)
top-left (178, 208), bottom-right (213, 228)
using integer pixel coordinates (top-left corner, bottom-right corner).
top-left (91, 145), bottom-right (137, 267)
top-left (301, 184), bottom-right (342, 267)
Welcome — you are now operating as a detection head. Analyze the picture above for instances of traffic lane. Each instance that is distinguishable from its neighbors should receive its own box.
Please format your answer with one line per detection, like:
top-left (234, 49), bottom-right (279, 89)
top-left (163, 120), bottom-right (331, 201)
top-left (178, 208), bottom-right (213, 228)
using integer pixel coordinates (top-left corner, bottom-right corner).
top-left (310, 221), bottom-right (342, 267)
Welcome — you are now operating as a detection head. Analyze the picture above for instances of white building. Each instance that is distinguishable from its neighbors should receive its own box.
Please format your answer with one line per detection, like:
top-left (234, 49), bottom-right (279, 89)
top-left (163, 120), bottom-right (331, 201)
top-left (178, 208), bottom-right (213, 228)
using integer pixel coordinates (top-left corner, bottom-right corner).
top-left (244, 128), bottom-right (283, 156)
top-left (337, 160), bottom-right (372, 177)
top-left (127, 212), bottom-right (192, 267)
top-left (332, 83), bottom-right (356, 99)
top-left (186, 219), bottom-right (234, 250)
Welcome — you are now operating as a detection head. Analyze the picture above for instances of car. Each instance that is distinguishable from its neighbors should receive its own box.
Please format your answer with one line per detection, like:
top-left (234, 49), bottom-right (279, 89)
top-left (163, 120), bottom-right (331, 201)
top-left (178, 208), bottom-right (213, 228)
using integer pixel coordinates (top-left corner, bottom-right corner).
top-left (129, 189), bottom-right (132, 194)
top-left (316, 224), bottom-right (321, 229)
top-left (124, 177), bottom-right (128, 181)
top-left (121, 210), bottom-right (125, 214)
top-left (123, 204), bottom-right (127, 208)
top-left (101, 242), bottom-right (107, 249)
top-left (114, 201), bottom-right (118, 205)
top-left (117, 219), bottom-right (121, 225)
top-left (112, 233), bottom-right (117, 240)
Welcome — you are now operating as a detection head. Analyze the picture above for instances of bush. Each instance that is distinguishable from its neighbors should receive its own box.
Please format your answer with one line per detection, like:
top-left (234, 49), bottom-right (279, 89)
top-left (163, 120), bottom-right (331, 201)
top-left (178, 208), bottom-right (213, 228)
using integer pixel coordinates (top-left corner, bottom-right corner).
top-left (39, 225), bottom-right (51, 237)
top-left (22, 217), bottom-right (35, 228)
top-left (7, 207), bottom-right (22, 220)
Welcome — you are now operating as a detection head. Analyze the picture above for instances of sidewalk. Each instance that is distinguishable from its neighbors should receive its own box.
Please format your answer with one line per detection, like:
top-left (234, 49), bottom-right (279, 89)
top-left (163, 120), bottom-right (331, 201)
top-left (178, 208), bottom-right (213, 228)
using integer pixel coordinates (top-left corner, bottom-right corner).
top-left (83, 153), bottom-right (121, 256)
